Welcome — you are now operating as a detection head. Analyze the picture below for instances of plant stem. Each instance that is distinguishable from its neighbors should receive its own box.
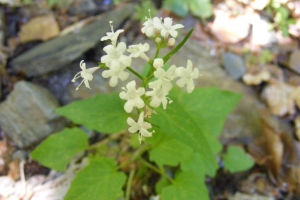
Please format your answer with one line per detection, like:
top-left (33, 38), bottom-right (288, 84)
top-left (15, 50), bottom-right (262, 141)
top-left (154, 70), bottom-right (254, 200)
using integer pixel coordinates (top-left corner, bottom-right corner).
top-left (117, 143), bottom-right (150, 170)
top-left (125, 169), bottom-right (135, 200)
top-left (139, 158), bottom-right (175, 184)
top-left (126, 67), bottom-right (144, 81)
top-left (163, 29), bottom-right (194, 63)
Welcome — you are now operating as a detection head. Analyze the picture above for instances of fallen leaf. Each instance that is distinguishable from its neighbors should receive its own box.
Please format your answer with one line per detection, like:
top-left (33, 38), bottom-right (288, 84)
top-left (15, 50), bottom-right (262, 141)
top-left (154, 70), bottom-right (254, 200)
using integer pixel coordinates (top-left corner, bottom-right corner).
top-left (250, 0), bottom-right (270, 10)
top-left (8, 159), bottom-right (20, 181)
top-left (262, 80), bottom-right (295, 117)
top-left (210, 11), bottom-right (250, 43)
top-left (289, 50), bottom-right (300, 74)
top-left (292, 86), bottom-right (300, 110)
top-left (243, 70), bottom-right (270, 85)
top-left (19, 14), bottom-right (60, 43)
top-left (0, 139), bottom-right (14, 174)
top-left (295, 116), bottom-right (300, 141)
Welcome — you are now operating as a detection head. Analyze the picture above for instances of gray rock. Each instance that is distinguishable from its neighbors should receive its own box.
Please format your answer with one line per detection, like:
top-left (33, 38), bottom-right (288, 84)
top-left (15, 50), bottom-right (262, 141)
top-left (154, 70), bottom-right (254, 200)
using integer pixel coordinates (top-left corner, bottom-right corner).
top-left (69, 0), bottom-right (97, 16)
top-left (222, 52), bottom-right (247, 80)
top-left (32, 60), bottom-right (121, 104)
top-left (289, 50), bottom-right (300, 74)
top-left (0, 81), bottom-right (66, 148)
top-left (11, 4), bottom-right (134, 77)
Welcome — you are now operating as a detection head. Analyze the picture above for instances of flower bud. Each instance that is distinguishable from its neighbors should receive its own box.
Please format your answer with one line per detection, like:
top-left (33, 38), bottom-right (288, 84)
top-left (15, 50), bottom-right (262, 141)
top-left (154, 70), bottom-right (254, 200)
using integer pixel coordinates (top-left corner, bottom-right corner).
top-left (153, 58), bottom-right (164, 68)
top-left (155, 37), bottom-right (161, 44)
top-left (168, 38), bottom-right (175, 46)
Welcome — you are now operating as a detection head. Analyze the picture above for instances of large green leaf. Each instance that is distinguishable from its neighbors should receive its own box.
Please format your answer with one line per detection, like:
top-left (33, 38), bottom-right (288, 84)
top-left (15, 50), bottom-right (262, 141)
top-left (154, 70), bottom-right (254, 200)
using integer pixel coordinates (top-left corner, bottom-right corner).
top-left (151, 93), bottom-right (217, 176)
top-left (151, 87), bottom-right (241, 176)
top-left (31, 128), bottom-right (88, 171)
top-left (223, 146), bottom-right (254, 173)
top-left (56, 93), bottom-right (128, 133)
top-left (179, 87), bottom-right (242, 156)
top-left (65, 157), bottom-right (126, 200)
top-left (161, 171), bottom-right (209, 200)
top-left (149, 130), bottom-right (194, 167)
top-left (181, 152), bottom-right (206, 178)
top-left (188, 0), bottom-right (212, 18)
top-left (163, 0), bottom-right (189, 17)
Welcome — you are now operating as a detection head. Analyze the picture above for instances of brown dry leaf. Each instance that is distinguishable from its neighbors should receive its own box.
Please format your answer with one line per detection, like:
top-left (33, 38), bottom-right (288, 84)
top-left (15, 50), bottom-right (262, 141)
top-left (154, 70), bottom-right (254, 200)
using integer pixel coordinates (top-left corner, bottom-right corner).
top-left (262, 80), bottom-right (295, 117)
top-left (292, 86), bottom-right (300, 110)
top-left (295, 116), bottom-right (300, 141)
top-left (8, 159), bottom-right (20, 181)
top-left (243, 70), bottom-right (270, 85)
top-left (263, 122), bottom-right (284, 181)
top-left (288, 50), bottom-right (300, 74)
top-left (210, 11), bottom-right (250, 43)
top-left (279, 135), bottom-right (300, 193)
top-left (250, 0), bottom-right (270, 10)
top-left (0, 140), bottom-right (14, 174)
top-left (19, 14), bottom-right (60, 43)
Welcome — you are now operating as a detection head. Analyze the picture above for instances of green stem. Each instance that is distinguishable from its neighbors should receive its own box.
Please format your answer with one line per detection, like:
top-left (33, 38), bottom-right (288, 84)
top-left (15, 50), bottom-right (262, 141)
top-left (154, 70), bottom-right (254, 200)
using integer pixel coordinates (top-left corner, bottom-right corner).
top-left (163, 29), bottom-right (194, 63)
top-left (139, 158), bottom-right (175, 184)
top-left (125, 169), bottom-right (135, 200)
top-left (126, 67), bottom-right (144, 81)
top-left (154, 46), bottom-right (160, 58)
top-left (117, 144), bottom-right (150, 170)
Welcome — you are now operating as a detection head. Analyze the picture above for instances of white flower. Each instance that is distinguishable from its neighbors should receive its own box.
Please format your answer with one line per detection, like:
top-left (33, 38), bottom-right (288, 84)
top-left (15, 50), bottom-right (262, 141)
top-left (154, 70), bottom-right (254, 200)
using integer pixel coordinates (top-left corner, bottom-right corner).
top-left (141, 16), bottom-right (162, 37)
top-left (101, 42), bottom-right (131, 69)
top-left (175, 60), bottom-right (199, 93)
top-left (102, 65), bottom-right (129, 87)
top-left (72, 60), bottom-right (99, 90)
top-left (146, 81), bottom-right (172, 109)
top-left (161, 17), bottom-right (184, 38)
top-left (127, 112), bottom-right (154, 143)
top-left (119, 81), bottom-right (145, 113)
top-left (153, 65), bottom-right (177, 92)
top-left (127, 43), bottom-right (150, 61)
top-left (101, 21), bottom-right (124, 47)
top-left (153, 58), bottom-right (164, 69)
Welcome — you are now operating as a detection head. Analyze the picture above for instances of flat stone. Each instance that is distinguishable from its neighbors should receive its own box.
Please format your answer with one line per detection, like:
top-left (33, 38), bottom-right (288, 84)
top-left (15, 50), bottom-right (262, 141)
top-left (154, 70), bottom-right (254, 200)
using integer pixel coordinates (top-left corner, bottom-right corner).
top-left (68, 0), bottom-right (97, 16)
top-left (11, 4), bottom-right (134, 77)
top-left (289, 50), bottom-right (300, 74)
top-left (32, 60), bottom-right (121, 104)
top-left (222, 52), bottom-right (247, 80)
top-left (0, 81), bottom-right (66, 148)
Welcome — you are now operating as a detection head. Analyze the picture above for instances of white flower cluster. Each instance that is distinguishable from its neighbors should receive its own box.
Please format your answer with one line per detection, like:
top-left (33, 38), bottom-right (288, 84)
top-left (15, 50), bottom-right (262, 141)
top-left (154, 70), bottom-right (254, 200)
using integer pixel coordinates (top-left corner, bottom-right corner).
top-left (72, 14), bottom-right (200, 143)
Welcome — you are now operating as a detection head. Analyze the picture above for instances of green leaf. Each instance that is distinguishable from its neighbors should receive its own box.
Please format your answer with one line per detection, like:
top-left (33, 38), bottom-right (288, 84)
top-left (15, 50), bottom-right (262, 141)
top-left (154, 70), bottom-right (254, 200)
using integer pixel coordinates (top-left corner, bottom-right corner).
top-left (223, 146), bottom-right (254, 173)
top-left (31, 128), bottom-right (88, 171)
top-left (151, 89), bottom-right (217, 176)
top-left (151, 87), bottom-right (241, 176)
top-left (164, 0), bottom-right (189, 17)
top-left (56, 93), bottom-right (128, 133)
top-left (135, 0), bottom-right (157, 21)
top-left (65, 157), bottom-right (127, 200)
top-left (188, 0), bottom-right (212, 18)
top-left (181, 152), bottom-right (206, 178)
top-left (161, 171), bottom-right (209, 200)
top-left (149, 131), bottom-right (194, 167)
top-left (179, 87), bottom-right (242, 154)
top-left (155, 177), bottom-right (170, 194)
